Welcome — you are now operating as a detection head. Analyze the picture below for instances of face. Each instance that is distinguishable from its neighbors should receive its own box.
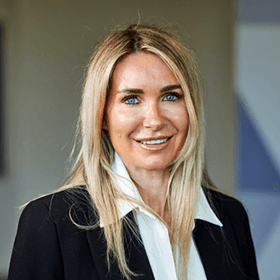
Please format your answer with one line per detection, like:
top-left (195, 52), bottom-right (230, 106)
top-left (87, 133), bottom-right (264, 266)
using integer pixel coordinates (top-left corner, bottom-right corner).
top-left (103, 52), bottom-right (189, 174)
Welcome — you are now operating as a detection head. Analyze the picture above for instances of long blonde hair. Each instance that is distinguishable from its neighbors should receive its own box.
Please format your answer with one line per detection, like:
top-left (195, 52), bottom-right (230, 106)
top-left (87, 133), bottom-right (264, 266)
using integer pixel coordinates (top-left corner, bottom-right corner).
top-left (60, 24), bottom-right (210, 280)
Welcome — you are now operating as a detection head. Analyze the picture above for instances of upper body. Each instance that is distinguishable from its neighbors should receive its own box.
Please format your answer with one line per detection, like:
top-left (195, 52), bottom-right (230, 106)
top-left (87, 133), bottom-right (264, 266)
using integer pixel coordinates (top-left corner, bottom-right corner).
top-left (8, 181), bottom-right (259, 280)
top-left (9, 23), bottom-right (259, 279)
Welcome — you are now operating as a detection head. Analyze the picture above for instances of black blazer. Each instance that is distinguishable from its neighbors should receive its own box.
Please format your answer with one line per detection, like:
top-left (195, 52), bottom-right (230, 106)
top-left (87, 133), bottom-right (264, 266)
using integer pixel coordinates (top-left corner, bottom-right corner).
top-left (8, 187), bottom-right (259, 280)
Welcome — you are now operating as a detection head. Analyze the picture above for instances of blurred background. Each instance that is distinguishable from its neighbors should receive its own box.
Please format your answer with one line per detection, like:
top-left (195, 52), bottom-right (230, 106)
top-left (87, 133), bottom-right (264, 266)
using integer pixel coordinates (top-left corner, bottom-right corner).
top-left (0, 0), bottom-right (279, 279)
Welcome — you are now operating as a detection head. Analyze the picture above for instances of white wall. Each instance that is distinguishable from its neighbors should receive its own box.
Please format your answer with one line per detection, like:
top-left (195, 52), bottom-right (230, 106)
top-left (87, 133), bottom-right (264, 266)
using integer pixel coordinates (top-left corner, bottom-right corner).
top-left (0, 0), bottom-right (235, 275)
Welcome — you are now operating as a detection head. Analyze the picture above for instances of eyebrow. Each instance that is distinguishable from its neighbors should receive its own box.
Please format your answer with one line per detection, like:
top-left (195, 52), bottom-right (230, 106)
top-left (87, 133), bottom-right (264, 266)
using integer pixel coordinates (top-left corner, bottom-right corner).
top-left (117, 84), bottom-right (182, 94)
top-left (160, 84), bottom-right (181, 92)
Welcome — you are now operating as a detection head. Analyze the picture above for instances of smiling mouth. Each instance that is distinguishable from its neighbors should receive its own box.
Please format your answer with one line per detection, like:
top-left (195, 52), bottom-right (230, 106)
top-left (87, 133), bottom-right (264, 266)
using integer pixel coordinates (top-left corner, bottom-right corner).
top-left (137, 137), bottom-right (172, 145)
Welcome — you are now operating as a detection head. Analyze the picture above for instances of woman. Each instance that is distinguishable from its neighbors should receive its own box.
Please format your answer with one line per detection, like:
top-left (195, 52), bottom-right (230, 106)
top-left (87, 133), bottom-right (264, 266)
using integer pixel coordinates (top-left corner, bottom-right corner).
top-left (8, 24), bottom-right (259, 280)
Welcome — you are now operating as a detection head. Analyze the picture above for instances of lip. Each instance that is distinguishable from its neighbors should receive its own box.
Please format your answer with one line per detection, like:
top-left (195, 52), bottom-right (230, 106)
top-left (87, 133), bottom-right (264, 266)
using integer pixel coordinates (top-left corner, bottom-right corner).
top-left (135, 136), bottom-right (173, 142)
top-left (136, 136), bottom-right (173, 151)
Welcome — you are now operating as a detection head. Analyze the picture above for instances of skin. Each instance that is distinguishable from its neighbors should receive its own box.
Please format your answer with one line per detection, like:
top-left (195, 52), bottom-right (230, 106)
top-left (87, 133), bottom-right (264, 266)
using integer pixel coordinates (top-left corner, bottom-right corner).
top-left (104, 52), bottom-right (189, 223)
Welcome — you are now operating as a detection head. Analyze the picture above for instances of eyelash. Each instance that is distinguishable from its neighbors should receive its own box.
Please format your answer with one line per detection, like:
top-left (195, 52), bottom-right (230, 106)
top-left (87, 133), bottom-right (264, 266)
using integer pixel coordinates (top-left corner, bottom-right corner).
top-left (122, 92), bottom-right (182, 105)
top-left (163, 92), bottom-right (181, 102)
top-left (122, 95), bottom-right (139, 105)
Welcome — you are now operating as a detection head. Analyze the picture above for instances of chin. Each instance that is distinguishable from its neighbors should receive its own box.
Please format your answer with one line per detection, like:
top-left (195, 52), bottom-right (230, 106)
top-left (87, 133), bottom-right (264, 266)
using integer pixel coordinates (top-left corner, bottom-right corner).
top-left (135, 158), bottom-right (173, 172)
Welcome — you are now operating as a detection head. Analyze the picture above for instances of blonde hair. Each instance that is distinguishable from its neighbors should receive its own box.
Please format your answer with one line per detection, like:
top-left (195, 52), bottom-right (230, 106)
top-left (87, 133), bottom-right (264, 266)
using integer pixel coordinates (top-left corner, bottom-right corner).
top-left (60, 24), bottom-right (212, 280)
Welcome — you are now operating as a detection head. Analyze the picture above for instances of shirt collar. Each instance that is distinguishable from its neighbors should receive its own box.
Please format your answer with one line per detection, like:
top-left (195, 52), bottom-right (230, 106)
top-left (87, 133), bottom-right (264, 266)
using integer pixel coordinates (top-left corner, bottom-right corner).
top-left (196, 187), bottom-right (223, 227)
top-left (100, 151), bottom-right (223, 228)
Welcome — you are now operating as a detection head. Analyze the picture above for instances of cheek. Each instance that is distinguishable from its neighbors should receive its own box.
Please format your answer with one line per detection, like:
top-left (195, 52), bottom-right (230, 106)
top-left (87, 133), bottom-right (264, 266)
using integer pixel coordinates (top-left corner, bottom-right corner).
top-left (173, 108), bottom-right (189, 133)
top-left (180, 117), bottom-right (189, 133)
top-left (106, 107), bottom-right (139, 140)
top-left (175, 114), bottom-right (189, 151)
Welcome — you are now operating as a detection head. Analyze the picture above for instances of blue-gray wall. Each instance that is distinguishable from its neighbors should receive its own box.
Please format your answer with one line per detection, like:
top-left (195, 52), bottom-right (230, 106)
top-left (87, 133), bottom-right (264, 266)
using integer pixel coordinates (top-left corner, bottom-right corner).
top-left (235, 1), bottom-right (280, 279)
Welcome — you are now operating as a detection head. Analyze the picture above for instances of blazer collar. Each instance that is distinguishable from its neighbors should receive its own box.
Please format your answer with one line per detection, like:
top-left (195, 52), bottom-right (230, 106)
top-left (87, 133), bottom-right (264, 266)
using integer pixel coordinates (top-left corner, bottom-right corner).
top-left (193, 216), bottom-right (248, 280)
top-left (193, 189), bottom-right (250, 280)
top-left (86, 211), bottom-right (155, 279)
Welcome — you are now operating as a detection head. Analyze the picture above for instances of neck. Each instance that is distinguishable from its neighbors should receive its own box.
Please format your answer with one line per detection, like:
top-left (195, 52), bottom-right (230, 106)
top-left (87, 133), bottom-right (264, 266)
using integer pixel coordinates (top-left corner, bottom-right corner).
top-left (127, 167), bottom-right (171, 224)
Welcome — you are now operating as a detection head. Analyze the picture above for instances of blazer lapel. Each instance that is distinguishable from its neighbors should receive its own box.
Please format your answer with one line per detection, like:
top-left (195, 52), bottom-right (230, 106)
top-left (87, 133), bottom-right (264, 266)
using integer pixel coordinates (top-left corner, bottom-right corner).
top-left (193, 217), bottom-right (247, 280)
top-left (86, 211), bottom-right (155, 280)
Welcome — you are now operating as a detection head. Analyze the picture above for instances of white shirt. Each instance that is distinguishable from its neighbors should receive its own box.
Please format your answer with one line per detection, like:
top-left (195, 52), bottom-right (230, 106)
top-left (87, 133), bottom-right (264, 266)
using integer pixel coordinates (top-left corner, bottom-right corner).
top-left (101, 152), bottom-right (223, 280)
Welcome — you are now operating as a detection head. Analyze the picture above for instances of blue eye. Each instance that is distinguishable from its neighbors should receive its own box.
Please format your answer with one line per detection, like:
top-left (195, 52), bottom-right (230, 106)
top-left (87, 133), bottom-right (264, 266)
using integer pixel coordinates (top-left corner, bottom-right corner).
top-left (164, 94), bottom-right (178, 102)
top-left (124, 97), bottom-right (139, 105)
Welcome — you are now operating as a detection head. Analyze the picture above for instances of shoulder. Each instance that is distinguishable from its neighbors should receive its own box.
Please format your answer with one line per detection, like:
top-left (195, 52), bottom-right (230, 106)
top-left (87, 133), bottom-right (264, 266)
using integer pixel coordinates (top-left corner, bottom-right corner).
top-left (9, 187), bottom-right (100, 279)
top-left (202, 187), bottom-right (248, 225)
top-left (202, 188), bottom-right (259, 279)
top-left (20, 186), bottom-right (97, 229)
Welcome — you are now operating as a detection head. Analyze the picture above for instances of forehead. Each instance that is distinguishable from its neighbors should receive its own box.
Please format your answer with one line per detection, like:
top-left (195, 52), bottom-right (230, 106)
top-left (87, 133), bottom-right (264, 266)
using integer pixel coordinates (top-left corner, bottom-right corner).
top-left (111, 52), bottom-right (179, 90)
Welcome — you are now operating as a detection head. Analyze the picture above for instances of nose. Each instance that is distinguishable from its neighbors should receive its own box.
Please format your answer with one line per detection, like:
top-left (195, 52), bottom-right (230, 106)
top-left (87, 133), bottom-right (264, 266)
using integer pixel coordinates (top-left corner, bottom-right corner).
top-left (142, 102), bottom-right (166, 130)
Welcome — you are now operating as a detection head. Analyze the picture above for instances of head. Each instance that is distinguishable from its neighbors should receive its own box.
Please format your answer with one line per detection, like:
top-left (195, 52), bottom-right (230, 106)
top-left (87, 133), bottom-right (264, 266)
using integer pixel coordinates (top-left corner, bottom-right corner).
top-left (80, 24), bottom-right (204, 177)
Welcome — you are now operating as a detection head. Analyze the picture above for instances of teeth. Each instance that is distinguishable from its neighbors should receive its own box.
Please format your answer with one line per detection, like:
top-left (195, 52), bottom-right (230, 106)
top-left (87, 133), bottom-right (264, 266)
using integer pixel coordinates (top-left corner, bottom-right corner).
top-left (140, 138), bottom-right (169, 145)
